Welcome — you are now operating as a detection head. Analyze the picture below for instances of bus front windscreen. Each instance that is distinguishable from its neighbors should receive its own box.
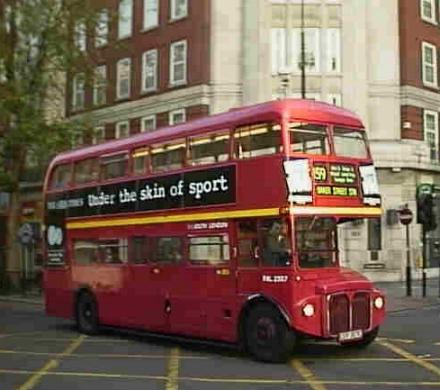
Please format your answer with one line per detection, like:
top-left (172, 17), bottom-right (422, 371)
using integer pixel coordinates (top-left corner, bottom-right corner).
top-left (296, 217), bottom-right (338, 269)
top-left (333, 127), bottom-right (369, 159)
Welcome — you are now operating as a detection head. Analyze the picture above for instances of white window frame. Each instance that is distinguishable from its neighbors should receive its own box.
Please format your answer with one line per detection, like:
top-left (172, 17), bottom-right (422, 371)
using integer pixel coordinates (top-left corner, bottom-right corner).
top-left (291, 28), bottom-right (320, 74)
top-left (95, 9), bottom-right (109, 48)
top-left (169, 109), bottom-right (186, 125)
top-left (170, 40), bottom-right (187, 86)
top-left (74, 21), bottom-right (87, 52)
top-left (141, 49), bottom-right (158, 93)
top-left (115, 120), bottom-right (130, 139)
top-left (271, 28), bottom-right (287, 75)
top-left (93, 126), bottom-right (106, 144)
top-left (422, 42), bottom-right (438, 88)
top-left (116, 58), bottom-right (131, 99)
top-left (170, 0), bottom-right (188, 21)
top-left (421, 0), bottom-right (436, 24)
top-left (93, 65), bottom-right (107, 106)
top-left (72, 73), bottom-right (85, 110)
top-left (118, 0), bottom-right (133, 39)
top-left (326, 28), bottom-right (341, 73)
top-left (143, 0), bottom-right (159, 30)
top-left (141, 115), bottom-right (157, 132)
top-left (424, 109), bottom-right (439, 161)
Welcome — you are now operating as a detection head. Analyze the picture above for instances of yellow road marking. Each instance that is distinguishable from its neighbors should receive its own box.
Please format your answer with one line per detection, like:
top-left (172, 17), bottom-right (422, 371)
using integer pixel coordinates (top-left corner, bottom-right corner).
top-left (291, 359), bottom-right (327, 390)
top-left (165, 348), bottom-right (180, 390)
top-left (378, 337), bottom-right (415, 344)
top-left (379, 340), bottom-right (440, 377)
top-left (14, 334), bottom-right (86, 390)
top-left (2, 369), bottom-right (440, 386)
top-left (0, 349), bottom-right (206, 360)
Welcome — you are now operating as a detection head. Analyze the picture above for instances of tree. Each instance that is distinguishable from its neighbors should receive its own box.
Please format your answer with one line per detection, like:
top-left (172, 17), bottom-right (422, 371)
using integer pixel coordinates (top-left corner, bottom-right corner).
top-left (0, 0), bottom-right (101, 288)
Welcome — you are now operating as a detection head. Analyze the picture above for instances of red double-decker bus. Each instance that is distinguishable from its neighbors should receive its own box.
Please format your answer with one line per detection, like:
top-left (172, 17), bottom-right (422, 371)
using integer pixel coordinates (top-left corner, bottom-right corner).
top-left (43, 99), bottom-right (385, 362)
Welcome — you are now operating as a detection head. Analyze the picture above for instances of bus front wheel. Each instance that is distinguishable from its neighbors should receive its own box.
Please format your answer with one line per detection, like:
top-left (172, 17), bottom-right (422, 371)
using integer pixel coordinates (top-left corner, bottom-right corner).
top-left (244, 303), bottom-right (295, 363)
top-left (76, 291), bottom-right (99, 335)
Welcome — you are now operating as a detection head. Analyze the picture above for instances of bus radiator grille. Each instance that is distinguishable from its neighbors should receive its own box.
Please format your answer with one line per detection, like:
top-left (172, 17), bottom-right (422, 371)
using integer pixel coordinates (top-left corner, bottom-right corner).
top-left (352, 292), bottom-right (370, 330)
top-left (328, 294), bottom-right (350, 334)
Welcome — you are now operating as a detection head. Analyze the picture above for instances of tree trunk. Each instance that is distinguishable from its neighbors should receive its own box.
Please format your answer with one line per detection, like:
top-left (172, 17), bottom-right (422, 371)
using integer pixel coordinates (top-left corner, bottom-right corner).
top-left (5, 190), bottom-right (21, 290)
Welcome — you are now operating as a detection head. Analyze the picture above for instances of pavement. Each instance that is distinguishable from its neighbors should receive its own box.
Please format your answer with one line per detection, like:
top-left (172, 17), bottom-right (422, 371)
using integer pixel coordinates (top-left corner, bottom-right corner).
top-left (1, 280), bottom-right (439, 312)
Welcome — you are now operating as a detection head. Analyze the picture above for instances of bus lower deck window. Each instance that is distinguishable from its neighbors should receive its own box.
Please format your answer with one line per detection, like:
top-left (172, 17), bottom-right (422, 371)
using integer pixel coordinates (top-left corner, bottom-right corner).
top-left (189, 235), bottom-right (230, 265)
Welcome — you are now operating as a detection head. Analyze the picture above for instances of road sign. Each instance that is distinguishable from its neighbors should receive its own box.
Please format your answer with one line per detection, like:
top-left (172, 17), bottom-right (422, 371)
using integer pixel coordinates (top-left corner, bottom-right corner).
top-left (399, 207), bottom-right (413, 225)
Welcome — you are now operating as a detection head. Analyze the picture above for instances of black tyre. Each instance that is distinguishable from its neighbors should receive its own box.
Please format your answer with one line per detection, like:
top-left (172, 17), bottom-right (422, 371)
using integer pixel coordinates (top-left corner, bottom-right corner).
top-left (76, 291), bottom-right (99, 335)
top-left (244, 303), bottom-right (295, 363)
top-left (342, 327), bottom-right (379, 348)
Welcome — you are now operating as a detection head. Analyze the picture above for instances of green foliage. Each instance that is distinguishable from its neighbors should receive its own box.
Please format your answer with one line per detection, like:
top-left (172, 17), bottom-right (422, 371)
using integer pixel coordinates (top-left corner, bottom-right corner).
top-left (0, 0), bottom-right (102, 190)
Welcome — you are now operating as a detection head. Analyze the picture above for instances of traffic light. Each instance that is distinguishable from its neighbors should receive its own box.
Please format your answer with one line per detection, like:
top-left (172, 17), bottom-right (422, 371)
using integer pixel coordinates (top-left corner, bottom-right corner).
top-left (417, 192), bottom-right (437, 231)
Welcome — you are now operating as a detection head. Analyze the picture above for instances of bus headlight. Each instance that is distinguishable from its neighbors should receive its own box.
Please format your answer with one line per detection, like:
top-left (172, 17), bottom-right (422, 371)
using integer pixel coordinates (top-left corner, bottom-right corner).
top-left (374, 296), bottom-right (384, 309)
top-left (302, 303), bottom-right (315, 317)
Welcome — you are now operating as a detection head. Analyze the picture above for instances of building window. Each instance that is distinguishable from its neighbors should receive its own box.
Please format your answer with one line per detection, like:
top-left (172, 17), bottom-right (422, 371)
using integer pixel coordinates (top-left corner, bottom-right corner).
top-left (142, 49), bottom-right (158, 92)
top-left (116, 58), bottom-right (131, 99)
top-left (421, 0), bottom-right (436, 24)
top-left (72, 73), bottom-right (85, 110)
top-left (422, 42), bottom-right (438, 88)
top-left (367, 218), bottom-right (382, 251)
top-left (169, 108), bottom-right (186, 125)
top-left (292, 28), bottom-right (320, 73)
top-left (74, 21), bottom-right (86, 52)
top-left (170, 40), bottom-right (187, 86)
top-left (116, 121), bottom-right (130, 139)
top-left (143, 0), bottom-right (159, 30)
top-left (141, 115), bottom-right (156, 132)
top-left (326, 28), bottom-right (341, 73)
top-left (424, 109), bottom-right (439, 161)
top-left (170, 0), bottom-right (188, 20)
top-left (95, 9), bottom-right (109, 47)
top-left (118, 0), bottom-right (133, 39)
top-left (93, 126), bottom-right (105, 144)
top-left (93, 65), bottom-right (107, 106)
top-left (271, 28), bottom-right (287, 75)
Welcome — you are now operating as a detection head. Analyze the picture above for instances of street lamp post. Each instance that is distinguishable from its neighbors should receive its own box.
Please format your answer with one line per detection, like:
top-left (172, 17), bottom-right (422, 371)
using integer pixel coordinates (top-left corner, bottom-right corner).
top-left (300, 0), bottom-right (306, 98)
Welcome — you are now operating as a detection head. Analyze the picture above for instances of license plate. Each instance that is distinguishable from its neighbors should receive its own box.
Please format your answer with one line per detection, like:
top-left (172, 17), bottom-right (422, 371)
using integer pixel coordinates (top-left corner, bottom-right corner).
top-left (338, 329), bottom-right (363, 342)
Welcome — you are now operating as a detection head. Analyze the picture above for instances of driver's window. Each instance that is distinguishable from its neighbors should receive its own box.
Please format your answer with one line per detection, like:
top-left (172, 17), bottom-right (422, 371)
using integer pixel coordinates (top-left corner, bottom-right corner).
top-left (260, 218), bottom-right (291, 267)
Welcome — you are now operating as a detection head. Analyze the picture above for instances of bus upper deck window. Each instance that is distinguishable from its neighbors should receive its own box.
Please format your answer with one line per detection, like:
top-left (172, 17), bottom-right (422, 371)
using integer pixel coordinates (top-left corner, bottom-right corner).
top-left (74, 158), bottom-right (99, 184)
top-left (50, 164), bottom-right (71, 190)
top-left (101, 153), bottom-right (128, 180)
top-left (132, 147), bottom-right (149, 175)
top-left (234, 123), bottom-right (281, 159)
top-left (189, 132), bottom-right (230, 166)
top-left (151, 141), bottom-right (185, 173)
top-left (290, 123), bottom-right (329, 155)
top-left (333, 127), bottom-right (368, 158)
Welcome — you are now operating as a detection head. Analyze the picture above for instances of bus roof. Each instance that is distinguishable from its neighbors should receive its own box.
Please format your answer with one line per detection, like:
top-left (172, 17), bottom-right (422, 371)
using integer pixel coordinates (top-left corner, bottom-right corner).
top-left (52, 99), bottom-right (363, 165)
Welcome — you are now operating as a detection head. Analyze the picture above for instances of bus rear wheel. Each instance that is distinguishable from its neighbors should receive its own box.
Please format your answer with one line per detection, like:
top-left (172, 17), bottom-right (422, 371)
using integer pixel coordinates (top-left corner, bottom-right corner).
top-left (76, 292), bottom-right (99, 335)
top-left (244, 303), bottom-right (295, 363)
